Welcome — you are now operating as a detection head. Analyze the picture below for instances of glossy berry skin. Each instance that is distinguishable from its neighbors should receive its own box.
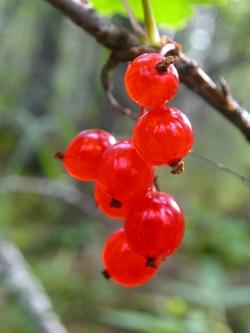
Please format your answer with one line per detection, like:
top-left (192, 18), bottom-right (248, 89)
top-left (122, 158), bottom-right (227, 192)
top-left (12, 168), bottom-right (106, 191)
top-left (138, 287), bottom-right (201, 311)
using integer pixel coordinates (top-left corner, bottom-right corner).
top-left (124, 191), bottom-right (185, 260)
top-left (97, 139), bottom-right (154, 202)
top-left (94, 183), bottom-right (128, 220)
top-left (125, 53), bottom-right (179, 107)
top-left (62, 129), bottom-right (116, 181)
top-left (133, 105), bottom-right (194, 166)
top-left (102, 229), bottom-right (160, 287)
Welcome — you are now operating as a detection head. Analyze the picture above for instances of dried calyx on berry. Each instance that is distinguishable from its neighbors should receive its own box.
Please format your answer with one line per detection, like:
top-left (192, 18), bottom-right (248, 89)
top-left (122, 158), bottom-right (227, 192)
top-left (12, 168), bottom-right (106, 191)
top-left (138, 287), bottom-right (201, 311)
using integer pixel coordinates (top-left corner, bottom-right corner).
top-left (57, 129), bottom-right (116, 181)
top-left (170, 161), bottom-right (185, 175)
top-left (155, 55), bottom-right (175, 73)
top-left (54, 151), bottom-right (64, 160)
top-left (102, 229), bottom-right (160, 287)
top-left (145, 257), bottom-right (158, 268)
top-left (125, 53), bottom-right (179, 107)
top-left (133, 105), bottom-right (194, 167)
top-left (124, 190), bottom-right (185, 260)
top-left (110, 198), bottom-right (122, 209)
top-left (97, 139), bottom-right (154, 202)
top-left (94, 183), bottom-right (127, 220)
top-left (102, 270), bottom-right (111, 280)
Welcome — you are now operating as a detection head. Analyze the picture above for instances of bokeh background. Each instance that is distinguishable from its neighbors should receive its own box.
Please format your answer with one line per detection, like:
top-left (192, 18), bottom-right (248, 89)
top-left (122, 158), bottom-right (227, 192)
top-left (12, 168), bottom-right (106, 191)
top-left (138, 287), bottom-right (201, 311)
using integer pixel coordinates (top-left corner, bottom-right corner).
top-left (0, 0), bottom-right (250, 332)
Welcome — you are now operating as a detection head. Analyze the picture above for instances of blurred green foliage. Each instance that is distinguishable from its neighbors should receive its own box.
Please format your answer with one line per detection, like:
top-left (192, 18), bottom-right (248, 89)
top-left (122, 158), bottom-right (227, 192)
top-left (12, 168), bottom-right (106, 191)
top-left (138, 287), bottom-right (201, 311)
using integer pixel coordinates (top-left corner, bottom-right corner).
top-left (0, 0), bottom-right (250, 333)
top-left (92, 0), bottom-right (228, 28)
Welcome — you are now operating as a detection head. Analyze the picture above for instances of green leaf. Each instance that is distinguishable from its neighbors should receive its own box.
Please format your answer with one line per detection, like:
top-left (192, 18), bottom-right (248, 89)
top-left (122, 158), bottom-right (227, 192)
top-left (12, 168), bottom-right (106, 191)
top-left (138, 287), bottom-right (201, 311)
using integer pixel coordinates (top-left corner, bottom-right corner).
top-left (91, 0), bottom-right (126, 17)
top-left (91, 0), bottom-right (193, 29)
top-left (148, 1), bottom-right (194, 28)
top-left (188, 0), bottom-right (226, 4)
top-left (91, 0), bottom-right (227, 29)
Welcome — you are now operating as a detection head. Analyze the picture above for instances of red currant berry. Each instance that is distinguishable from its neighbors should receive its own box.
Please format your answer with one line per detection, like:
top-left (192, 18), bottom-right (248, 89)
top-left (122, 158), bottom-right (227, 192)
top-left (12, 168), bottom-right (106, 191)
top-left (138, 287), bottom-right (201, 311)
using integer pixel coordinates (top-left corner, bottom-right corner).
top-left (57, 129), bottom-right (116, 181)
top-left (133, 105), bottom-right (194, 166)
top-left (125, 53), bottom-right (179, 107)
top-left (97, 139), bottom-right (154, 201)
top-left (124, 191), bottom-right (185, 260)
top-left (94, 183), bottom-right (128, 220)
top-left (102, 229), bottom-right (160, 287)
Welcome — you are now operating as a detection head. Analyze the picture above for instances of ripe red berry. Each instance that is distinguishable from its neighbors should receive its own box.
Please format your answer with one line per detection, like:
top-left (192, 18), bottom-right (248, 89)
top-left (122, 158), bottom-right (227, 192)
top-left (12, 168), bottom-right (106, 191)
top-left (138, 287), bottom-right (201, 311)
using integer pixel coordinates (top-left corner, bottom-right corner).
top-left (94, 182), bottom-right (128, 220)
top-left (58, 129), bottom-right (116, 181)
top-left (125, 53), bottom-right (179, 107)
top-left (102, 229), bottom-right (160, 287)
top-left (124, 191), bottom-right (185, 261)
top-left (133, 105), bottom-right (194, 166)
top-left (97, 139), bottom-right (154, 202)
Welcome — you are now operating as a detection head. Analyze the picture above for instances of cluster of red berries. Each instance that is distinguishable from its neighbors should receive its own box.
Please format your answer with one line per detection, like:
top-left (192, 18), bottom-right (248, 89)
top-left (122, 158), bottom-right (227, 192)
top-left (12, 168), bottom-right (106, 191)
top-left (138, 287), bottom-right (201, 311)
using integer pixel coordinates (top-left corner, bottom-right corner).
top-left (56, 53), bottom-right (194, 288)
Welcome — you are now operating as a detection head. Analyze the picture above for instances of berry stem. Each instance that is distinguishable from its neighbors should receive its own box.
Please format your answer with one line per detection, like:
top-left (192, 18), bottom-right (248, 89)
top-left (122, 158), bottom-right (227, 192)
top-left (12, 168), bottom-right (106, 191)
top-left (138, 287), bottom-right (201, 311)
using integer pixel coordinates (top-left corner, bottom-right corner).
top-left (155, 55), bottom-right (175, 73)
top-left (54, 151), bottom-right (64, 160)
top-left (142, 0), bottom-right (161, 47)
top-left (153, 175), bottom-right (161, 191)
top-left (102, 270), bottom-right (111, 280)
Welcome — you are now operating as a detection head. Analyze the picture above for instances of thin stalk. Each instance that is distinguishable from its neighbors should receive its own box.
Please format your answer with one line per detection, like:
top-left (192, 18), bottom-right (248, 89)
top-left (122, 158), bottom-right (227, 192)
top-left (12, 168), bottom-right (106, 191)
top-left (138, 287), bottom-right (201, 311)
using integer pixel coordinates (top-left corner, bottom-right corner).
top-left (121, 0), bottom-right (146, 41)
top-left (142, 0), bottom-right (161, 47)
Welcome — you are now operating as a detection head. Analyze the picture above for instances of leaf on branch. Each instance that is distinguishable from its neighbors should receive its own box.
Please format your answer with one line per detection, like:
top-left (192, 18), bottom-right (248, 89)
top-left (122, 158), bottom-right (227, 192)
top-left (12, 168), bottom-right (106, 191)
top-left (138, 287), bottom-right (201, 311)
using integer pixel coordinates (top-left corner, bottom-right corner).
top-left (91, 0), bottom-right (227, 29)
top-left (189, 0), bottom-right (227, 4)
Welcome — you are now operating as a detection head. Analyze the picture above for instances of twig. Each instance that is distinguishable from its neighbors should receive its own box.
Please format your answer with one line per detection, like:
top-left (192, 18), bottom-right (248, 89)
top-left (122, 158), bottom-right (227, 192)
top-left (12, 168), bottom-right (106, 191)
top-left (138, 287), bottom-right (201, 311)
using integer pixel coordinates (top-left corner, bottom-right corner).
top-left (101, 54), bottom-right (137, 120)
top-left (153, 175), bottom-right (161, 191)
top-left (175, 53), bottom-right (250, 141)
top-left (191, 150), bottom-right (250, 187)
top-left (0, 175), bottom-right (102, 217)
top-left (0, 239), bottom-right (69, 333)
top-left (120, 0), bottom-right (146, 39)
top-left (43, 0), bottom-right (250, 141)
top-left (142, 0), bottom-right (161, 46)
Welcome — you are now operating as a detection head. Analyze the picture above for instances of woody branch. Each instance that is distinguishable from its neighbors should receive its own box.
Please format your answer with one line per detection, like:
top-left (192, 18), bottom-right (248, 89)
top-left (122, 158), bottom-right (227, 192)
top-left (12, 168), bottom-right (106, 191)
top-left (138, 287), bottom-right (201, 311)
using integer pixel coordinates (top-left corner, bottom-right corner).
top-left (43, 0), bottom-right (250, 141)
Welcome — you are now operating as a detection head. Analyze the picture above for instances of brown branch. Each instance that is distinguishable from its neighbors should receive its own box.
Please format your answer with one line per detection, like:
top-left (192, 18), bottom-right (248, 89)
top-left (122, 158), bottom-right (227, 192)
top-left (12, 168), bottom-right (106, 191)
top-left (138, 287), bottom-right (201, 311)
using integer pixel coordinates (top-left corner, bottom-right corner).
top-left (44, 0), bottom-right (250, 141)
top-left (120, 0), bottom-right (146, 39)
top-left (101, 54), bottom-right (137, 120)
top-left (43, 0), bottom-right (146, 60)
top-left (175, 53), bottom-right (250, 141)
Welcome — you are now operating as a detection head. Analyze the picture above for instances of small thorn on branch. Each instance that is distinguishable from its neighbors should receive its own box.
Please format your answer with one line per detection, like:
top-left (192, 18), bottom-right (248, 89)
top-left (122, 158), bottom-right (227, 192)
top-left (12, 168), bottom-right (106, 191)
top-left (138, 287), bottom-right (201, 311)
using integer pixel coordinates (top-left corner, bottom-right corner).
top-left (220, 77), bottom-right (236, 112)
top-left (220, 77), bottom-right (230, 98)
top-left (155, 55), bottom-right (175, 73)
top-left (170, 161), bottom-right (185, 174)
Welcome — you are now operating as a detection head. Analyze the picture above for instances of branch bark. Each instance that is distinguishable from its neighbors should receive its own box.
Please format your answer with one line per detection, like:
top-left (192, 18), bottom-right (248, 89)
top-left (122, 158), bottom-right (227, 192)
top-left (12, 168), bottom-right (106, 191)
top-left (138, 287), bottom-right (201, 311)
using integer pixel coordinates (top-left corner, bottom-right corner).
top-left (0, 239), bottom-right (68, 333)
top-left (44, 0), bottom-right (250, 141)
